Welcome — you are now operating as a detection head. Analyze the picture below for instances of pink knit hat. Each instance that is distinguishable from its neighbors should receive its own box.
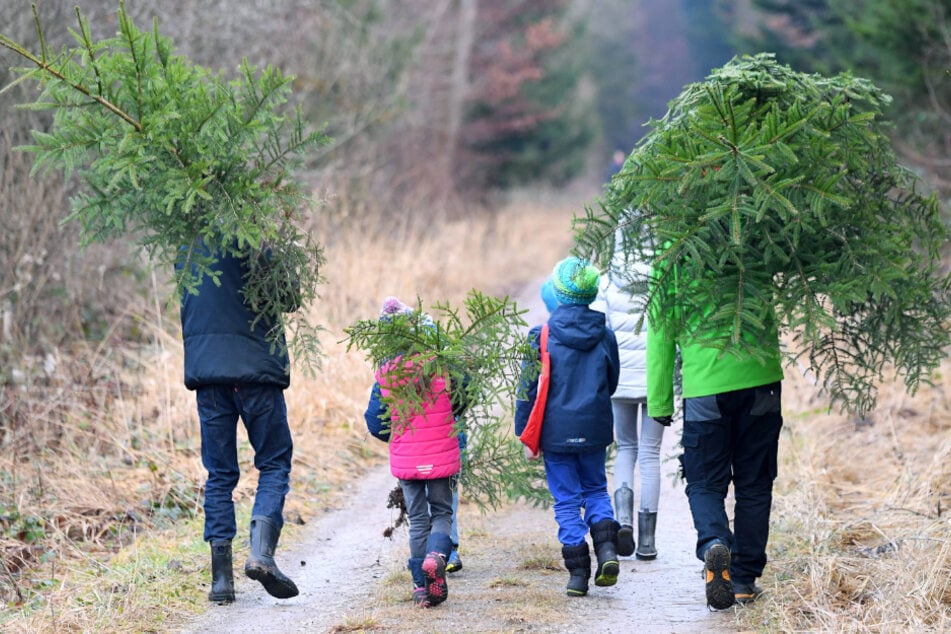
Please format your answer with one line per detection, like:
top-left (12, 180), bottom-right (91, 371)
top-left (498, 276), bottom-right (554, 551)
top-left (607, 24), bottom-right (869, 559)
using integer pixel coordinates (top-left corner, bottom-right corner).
top-left (380, 296), bottom-right (412, 320)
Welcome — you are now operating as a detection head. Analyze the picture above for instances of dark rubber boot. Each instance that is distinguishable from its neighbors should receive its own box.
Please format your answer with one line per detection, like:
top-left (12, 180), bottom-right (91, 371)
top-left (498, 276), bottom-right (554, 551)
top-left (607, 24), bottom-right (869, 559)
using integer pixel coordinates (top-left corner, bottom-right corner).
top-left (244, 515), bottom-right (299, 599)
top-left (590, 519), bottom-right (620, 587)
top-left (561, 543), bottom-right (591, 597)
top-left (208, 540), bottom-right (235, 604)
top-left (614, 486), bottom-right (635, 556)
top-left (636, 511), bottom-right (658, 560)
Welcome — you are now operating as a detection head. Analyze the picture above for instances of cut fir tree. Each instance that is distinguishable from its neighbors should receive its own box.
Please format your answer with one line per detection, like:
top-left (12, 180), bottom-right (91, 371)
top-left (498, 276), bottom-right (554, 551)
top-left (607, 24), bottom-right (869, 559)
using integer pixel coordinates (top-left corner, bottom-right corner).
top-left (344, 291), bottom-right (552, 511)
top-left (575, 53), bottom-right (951, 416)
top-left (0, 2), bottom-right (329, 372)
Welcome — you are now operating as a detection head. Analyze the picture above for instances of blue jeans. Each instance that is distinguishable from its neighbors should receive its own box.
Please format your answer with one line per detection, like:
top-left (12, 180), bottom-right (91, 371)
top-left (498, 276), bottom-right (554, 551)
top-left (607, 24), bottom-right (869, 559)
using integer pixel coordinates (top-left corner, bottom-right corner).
top-left (681, 382), bottom-right (783, 586)
top-left (197, 383), bottom-right (293, 542)
top-left (400, 477), bottom-right (454, 559)
top-left (543, 449), bottom-right (615, 546)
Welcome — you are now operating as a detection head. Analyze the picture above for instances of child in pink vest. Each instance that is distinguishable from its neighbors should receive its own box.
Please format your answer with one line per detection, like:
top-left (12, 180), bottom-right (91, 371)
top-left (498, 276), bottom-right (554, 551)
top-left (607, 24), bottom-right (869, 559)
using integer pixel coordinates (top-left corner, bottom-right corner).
top-left (364, 297), bottom-right (462, 607)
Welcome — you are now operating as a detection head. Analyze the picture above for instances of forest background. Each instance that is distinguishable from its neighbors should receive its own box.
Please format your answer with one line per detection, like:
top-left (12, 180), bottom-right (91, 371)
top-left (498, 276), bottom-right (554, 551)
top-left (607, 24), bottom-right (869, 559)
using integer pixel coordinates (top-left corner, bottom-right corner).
top-left (1, 0), bottom-right (951, 632)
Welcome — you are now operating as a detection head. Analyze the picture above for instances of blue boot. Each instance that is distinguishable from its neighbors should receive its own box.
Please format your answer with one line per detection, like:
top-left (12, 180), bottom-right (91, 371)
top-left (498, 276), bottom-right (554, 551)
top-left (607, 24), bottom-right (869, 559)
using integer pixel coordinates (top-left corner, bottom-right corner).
top-left (446, 547), bottom-right (463, 573)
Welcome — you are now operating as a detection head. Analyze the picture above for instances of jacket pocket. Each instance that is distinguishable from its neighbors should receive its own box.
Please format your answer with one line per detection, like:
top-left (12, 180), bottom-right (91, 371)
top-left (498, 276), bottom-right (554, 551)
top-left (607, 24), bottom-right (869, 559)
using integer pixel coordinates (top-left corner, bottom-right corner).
top-left (684, 394), bottom-right (720, 422)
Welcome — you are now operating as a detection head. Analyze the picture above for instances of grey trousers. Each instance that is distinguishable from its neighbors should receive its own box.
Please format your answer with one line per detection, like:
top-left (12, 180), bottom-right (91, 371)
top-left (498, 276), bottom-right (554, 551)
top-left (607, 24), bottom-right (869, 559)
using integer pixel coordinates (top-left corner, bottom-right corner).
top-left (400, 477), bottom-right (454, 558)
top-left (612, 399), bottom-right (665, 512)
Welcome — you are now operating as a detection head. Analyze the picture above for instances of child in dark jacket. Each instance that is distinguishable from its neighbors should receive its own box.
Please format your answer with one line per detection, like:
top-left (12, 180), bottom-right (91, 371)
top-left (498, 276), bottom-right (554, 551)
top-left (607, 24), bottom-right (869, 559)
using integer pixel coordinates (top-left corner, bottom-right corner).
top-left (364, 297), bottom-right (462, 608)
top-left (515, 257), bottom-right (622, 597)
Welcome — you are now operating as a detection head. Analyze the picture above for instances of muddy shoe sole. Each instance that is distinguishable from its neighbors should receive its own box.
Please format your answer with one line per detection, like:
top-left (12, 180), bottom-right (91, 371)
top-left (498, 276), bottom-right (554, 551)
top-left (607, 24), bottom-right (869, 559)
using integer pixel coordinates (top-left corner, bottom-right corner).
top-left (594, 559), bottom-right (619, 587)
top-left (422, 552), bottom-right (448, 606)
top-left (703, 543), bottom-right (734, 610)
top-left (245, 564), bottom-right (299, 599)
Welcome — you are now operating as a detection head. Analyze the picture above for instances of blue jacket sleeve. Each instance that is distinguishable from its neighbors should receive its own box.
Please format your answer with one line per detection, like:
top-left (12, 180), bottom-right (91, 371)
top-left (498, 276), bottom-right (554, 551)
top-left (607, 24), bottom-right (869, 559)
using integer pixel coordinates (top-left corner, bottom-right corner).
top-left (364, 382), bottom-right (390, 442)
top-left (513, 326), bottom-right (542, 437)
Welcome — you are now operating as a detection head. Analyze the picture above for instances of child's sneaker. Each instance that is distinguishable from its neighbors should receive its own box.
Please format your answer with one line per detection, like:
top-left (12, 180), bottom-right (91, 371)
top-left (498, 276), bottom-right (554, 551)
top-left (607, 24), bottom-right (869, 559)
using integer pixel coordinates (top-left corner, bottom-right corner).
top-left (446, 549), bottom-right (463, 573)
top-left (422, 551), bottom-right (448, 606)
top-left (413, 587), bottom-right (431, 608)
top-left (703, 543), bottom-right (735, 610)
top-left (734, 582), bottom-right (763, 605)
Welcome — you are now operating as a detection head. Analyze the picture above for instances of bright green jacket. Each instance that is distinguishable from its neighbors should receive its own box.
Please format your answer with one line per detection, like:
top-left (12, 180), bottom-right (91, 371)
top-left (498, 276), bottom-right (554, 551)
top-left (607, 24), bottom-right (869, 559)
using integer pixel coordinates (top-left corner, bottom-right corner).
top-left (646, 263), bottom-right (784, 419)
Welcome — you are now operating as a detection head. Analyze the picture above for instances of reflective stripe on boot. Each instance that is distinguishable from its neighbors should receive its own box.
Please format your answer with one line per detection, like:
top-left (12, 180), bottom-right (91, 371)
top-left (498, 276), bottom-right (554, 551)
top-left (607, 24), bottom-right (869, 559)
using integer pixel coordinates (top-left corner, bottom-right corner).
top-left (590, 519), bottom-right (619, 587)
top-left (561, 543), bottom-right (590, 597)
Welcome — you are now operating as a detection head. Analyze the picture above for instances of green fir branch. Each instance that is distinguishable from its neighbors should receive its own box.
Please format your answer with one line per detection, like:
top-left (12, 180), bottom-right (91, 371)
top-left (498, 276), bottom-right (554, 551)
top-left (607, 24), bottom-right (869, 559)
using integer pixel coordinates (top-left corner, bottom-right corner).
top-left (574, 53), bottom-right (951, 416)
top-left (344, 291), bottom-right (551, 510)
top-left (0, 3), bottom-right (332, 372)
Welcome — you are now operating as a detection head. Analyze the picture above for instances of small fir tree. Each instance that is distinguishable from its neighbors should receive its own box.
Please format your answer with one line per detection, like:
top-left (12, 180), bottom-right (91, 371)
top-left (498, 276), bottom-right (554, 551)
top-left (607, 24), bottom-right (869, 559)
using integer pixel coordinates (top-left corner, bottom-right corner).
top-left (575, 53), bottom-right (951, 416)
top-left (0, 3), bottom-right (329, 371)
top-left (344, 291), bottom-right (551, 509)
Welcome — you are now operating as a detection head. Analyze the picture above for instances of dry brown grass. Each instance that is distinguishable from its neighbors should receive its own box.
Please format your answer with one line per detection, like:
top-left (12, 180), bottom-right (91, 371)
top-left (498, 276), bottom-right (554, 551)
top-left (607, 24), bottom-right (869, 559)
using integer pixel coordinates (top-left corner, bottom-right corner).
top-left (0, 186), bottom-right (583, 633)
top-left (735, 360), bottom-right (951, 632)
top-left (5, 180), bottom-right (951, 632)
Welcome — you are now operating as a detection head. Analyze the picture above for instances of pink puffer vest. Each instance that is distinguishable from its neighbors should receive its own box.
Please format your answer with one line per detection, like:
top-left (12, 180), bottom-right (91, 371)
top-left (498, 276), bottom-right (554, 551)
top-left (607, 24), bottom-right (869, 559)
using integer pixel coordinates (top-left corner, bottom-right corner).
top-left (377, 357), bottom-right (461, 480)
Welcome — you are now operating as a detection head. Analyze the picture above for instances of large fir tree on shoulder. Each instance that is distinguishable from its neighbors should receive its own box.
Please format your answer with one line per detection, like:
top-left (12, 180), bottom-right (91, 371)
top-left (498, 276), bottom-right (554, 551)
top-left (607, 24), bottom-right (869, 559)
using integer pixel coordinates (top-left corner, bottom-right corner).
top-left (575, 53), bottom-right (951, 416)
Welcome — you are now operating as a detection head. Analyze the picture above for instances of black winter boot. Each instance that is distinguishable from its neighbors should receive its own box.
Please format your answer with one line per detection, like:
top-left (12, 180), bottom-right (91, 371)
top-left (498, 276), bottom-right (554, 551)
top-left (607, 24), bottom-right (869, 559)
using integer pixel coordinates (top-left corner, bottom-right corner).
top-left (614, 486), bottom-right (635, 557)
top-left (208, 540), bottom-right (235, 604)
top-left (635, 511), bottom-right (658, 560)
top-left (244, 515), bottom-right (299, 599)
top-left (561, 543), bottom-right (591, 597)
top-left (590, 519), bottom-right (620, 587)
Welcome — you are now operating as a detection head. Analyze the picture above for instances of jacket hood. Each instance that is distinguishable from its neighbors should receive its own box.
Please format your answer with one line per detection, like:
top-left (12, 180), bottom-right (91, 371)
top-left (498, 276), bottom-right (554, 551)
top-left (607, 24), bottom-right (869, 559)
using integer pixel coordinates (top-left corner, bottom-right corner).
top-left (548, 304), bottom-right (607, 351)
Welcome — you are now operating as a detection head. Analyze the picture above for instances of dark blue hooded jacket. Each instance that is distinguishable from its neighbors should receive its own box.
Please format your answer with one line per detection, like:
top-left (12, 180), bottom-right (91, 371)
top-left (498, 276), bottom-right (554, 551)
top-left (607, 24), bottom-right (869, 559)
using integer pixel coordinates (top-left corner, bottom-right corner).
top-left (514, 303), bottom-right (620, 453)
top-left (179, 242), bottom-right (290, 390)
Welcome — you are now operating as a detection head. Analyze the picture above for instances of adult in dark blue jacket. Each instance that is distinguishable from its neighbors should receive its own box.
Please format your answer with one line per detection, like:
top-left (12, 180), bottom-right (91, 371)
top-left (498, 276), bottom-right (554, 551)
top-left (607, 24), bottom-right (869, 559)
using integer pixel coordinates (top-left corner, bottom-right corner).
top-left (179, 239), bottom-right (299, 604)
top-left (515, 257), bottom-right (621, 598)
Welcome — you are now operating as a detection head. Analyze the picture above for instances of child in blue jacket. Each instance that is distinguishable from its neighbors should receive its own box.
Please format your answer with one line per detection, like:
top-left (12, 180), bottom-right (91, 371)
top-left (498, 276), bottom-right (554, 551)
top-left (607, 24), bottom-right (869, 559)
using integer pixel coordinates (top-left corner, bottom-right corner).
top-left (515, 257), bottom-right (621, 597)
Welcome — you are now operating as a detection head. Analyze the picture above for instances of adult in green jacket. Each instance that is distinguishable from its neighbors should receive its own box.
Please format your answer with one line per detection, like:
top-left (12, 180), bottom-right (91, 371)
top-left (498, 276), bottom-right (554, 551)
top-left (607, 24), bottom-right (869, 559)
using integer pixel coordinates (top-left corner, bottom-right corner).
top-left (646, 263), bottom-right (784, 610)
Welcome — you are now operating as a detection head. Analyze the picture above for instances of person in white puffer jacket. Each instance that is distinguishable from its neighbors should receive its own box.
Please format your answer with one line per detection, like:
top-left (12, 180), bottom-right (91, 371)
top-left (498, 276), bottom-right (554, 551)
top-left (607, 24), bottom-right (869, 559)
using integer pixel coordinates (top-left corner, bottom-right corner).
top-left (591, 249), bottom-right (668, 561)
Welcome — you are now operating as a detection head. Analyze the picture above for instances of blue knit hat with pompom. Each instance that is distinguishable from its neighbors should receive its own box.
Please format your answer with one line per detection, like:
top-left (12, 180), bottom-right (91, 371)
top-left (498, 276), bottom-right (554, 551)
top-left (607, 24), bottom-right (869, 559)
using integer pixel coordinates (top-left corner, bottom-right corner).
top-left (551, 257), bottom-right (600, 305)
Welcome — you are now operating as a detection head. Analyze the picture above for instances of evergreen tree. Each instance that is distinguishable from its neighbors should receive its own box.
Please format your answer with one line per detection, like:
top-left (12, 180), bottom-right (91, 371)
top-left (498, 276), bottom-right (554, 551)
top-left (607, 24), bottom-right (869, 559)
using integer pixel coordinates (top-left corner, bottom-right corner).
top-left (732, 0), bottom-right (951, 196)
top-left (575, 53), bottom-right (951, 415)
top-left (0, 3), bottom-right (329, 372)
top-left (456, 0), bottom-right (595, 193)
top-left (344, 291), bottom-right (550, 509)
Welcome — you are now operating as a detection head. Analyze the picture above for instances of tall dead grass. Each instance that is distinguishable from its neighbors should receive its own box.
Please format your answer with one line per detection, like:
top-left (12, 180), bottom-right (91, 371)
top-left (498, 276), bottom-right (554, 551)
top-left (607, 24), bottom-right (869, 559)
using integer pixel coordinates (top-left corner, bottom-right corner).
top-left (5, 177), bottom-right (951, 632)
top-left (737, 360), bottom-right (951, 632)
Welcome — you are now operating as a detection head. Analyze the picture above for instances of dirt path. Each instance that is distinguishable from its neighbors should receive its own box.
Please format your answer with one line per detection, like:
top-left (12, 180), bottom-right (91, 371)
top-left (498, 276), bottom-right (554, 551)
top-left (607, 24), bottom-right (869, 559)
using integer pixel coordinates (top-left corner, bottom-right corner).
top-left (175, 281), bottom-right (747, 634)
